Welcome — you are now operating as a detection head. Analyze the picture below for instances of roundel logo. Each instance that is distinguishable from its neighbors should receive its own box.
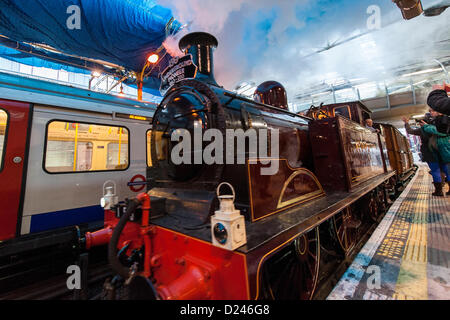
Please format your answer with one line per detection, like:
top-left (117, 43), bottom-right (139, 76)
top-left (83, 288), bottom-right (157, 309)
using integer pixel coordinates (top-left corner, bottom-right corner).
top-left (128, 174), bottom-right (146, 192)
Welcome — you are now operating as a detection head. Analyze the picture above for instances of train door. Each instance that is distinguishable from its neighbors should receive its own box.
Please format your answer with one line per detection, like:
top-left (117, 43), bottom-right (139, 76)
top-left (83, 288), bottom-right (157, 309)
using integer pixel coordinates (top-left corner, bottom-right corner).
top-left (0, 100), bottom-right (31, 241)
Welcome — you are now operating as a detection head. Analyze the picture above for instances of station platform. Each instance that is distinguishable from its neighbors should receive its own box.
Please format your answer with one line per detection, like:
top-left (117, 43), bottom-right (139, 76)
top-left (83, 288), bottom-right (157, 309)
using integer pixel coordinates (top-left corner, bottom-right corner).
top-left (328, 165), bottom-right (450, 300)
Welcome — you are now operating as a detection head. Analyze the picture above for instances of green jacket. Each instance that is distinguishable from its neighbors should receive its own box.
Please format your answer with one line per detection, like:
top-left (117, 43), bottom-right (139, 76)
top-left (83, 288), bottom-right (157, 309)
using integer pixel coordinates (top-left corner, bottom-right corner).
top-left (422, 124), bottom-right (450, 163)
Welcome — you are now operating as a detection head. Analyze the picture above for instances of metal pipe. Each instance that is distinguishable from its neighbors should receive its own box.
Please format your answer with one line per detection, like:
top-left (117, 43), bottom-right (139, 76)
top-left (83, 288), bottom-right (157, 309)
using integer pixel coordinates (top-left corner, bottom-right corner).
top-left (410, 79), bottom-right (417, 105)
top-left (331, 85), bottom-right (336, 103)
top-left (434, 59), bottom-right (450, 82)
top-left (384, 82), bottom-right (391, 109)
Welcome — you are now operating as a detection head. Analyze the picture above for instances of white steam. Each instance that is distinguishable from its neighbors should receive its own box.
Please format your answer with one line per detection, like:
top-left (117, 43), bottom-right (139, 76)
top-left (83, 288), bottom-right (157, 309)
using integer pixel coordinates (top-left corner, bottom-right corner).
top-left (158, 0), bottom-right (450, 102)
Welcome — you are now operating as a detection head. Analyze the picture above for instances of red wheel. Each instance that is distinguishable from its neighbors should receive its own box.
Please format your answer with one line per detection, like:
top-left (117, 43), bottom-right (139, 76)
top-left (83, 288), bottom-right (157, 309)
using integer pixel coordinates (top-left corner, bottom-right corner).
top-left (261, 228), bottom-right (320, 300)
top-left (333, 207), bottom-right (358, 255)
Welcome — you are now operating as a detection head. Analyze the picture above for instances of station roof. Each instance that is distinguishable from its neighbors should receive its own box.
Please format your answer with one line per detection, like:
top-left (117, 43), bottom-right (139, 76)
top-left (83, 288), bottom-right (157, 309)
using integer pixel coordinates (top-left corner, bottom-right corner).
top-left (0, 0), bottom-right (181, 96)
top-left (0, 0), bottom-right (448, 110)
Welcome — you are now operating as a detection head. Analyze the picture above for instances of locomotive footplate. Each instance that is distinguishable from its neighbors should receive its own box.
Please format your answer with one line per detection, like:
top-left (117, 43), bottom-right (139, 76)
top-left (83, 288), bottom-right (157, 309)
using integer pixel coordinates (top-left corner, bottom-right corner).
top-left (151, 171), bottom-right (395, 255)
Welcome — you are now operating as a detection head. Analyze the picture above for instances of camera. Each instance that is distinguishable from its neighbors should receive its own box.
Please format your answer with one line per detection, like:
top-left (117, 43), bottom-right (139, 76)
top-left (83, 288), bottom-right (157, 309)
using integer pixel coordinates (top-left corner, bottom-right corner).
top-left (414, 113), bottom-right (434, 124)
top-left (435, 115), bottom-right (450, 135)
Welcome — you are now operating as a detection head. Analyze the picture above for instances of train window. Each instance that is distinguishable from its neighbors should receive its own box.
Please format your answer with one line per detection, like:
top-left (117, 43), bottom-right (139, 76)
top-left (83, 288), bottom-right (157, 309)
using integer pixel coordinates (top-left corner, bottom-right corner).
top-left (45, 121), bottom-right (129, 173)
top-left (46, 141), bottom-right (93, 172)
top-left (0, 109), bottom-right (7, 170)
top-left (107, 142), bottom-right (128, 169)
top-left (155, 131), bottom-right (168, 161)
top-left (333, 106), bottom-right (351, 120)
top-left (362, 111), bottom-right (371, 122)
top-left (146, 130), bottom-right (152, 167)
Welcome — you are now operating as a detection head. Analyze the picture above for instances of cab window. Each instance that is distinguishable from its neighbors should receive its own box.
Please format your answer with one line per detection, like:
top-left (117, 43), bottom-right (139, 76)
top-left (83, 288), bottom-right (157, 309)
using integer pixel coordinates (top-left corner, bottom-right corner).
top-left (333, 106), bottom-right (351, 120)
top-left (45, 121), bottom-right (129, 173)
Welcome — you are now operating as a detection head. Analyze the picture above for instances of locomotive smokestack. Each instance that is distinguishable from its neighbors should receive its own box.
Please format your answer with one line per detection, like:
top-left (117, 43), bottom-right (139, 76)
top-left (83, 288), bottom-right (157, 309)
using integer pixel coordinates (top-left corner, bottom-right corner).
top-left (179, 32), bottom-right (218, 86)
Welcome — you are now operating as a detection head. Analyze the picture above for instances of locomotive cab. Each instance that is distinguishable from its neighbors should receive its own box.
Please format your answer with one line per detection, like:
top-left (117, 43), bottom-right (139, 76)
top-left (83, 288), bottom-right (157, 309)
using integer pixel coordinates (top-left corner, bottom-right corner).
top-left (307, 100), bottom-right (373, 127)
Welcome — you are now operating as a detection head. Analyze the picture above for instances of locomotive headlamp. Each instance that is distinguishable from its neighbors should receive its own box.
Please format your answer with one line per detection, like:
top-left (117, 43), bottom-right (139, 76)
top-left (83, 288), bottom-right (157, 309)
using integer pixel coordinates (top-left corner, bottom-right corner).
top-left (211, 182), bottom-right (247, 251)
top-left (213, 223), bottom-right (228, 245)
top-left (100, 181), bottom-right (118, 210)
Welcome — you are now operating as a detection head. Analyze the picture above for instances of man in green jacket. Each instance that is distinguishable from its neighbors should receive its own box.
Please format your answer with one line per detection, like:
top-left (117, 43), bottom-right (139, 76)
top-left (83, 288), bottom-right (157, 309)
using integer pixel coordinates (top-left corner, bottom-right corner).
top-left (422, 119), bottom-right (450, 196)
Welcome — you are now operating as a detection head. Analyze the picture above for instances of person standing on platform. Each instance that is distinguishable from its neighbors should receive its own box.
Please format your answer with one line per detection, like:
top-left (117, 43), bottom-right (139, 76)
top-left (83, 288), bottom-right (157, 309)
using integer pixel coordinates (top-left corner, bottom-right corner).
top-left (428, 83), bottom-right (450, 116)
top-left (402, 115), bottom-right (449, 196)
top-left (428, 83), bottom-right (450, 182)
top-left (422, 115), bottom-right (450, 196)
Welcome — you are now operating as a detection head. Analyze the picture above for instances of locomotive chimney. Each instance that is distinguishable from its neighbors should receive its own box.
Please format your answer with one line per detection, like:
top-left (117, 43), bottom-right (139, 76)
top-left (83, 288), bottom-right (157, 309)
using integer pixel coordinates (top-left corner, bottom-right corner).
top-left (179, 32), bottom-right (218, 86)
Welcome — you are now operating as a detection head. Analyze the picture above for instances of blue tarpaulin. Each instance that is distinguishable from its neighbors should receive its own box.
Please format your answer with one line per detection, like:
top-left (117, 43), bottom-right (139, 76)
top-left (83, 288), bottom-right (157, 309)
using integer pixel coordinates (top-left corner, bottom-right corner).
top-left (0, 0), bottom-right (181, 93)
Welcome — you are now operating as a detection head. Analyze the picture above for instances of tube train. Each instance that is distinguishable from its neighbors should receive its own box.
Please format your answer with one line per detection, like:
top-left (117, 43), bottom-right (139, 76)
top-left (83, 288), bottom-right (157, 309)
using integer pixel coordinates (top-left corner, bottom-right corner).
top-left (82, 32), bottom-right (417, 300)
top-left (0, 71), bottom-right (156, 291)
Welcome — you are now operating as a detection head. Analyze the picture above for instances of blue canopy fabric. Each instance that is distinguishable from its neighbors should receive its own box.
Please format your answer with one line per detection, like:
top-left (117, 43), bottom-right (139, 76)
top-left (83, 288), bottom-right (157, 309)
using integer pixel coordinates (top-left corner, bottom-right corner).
top-left (0, 44), bottom-right (91, 75)
top-left (0, 0), bottom-right (181, 93)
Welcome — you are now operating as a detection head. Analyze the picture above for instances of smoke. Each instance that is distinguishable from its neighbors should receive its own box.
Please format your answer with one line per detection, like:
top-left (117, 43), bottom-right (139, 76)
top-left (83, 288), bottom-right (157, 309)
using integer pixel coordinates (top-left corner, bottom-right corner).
top-left (162, 35), bottom-right (184, 58)
top-left (158, 0), bottom-right (450, 103)
top-left (158, 0), bottom-right (309, 89)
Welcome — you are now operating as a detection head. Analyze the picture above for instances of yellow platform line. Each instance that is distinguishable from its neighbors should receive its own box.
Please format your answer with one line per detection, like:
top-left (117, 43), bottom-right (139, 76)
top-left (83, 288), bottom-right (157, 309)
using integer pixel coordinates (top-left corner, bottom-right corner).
top-left (393, 168), bottom-right (429, 300)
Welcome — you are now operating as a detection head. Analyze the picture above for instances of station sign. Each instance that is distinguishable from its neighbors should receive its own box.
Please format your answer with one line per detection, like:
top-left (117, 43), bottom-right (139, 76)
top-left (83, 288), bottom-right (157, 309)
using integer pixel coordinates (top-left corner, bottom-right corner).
top-left (115, 113), bottom-right (151, 122)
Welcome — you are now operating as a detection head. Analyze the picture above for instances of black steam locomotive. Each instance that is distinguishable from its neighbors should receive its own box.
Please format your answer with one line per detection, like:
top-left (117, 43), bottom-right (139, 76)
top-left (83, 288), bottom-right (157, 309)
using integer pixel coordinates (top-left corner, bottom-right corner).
top-left (91, 32), bottom-right (415, 300)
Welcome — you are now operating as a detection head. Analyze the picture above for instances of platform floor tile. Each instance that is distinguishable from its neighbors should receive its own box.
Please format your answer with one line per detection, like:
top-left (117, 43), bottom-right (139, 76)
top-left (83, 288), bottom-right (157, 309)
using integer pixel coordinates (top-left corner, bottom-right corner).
top-left (327, 166), bottom-right (450, 300)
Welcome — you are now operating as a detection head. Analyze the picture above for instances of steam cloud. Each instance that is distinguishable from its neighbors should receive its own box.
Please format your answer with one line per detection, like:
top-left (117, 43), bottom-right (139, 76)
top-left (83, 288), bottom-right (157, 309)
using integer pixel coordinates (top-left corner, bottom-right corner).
top-left (158, 0), bottom-right (450, 104)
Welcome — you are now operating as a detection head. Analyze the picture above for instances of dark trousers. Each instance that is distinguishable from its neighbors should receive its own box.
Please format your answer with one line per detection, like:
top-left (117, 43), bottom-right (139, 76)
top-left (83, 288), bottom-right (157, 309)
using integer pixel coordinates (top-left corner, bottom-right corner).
top-left (428, 162), bottom-right (449, 183)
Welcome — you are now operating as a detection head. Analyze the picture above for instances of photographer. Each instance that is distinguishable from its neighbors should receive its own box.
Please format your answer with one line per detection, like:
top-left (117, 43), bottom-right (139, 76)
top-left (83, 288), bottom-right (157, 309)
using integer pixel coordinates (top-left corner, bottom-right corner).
top-left (402, 112), bottom-right (449, 196)
top-left (427, 83), bottom-right (450, 116)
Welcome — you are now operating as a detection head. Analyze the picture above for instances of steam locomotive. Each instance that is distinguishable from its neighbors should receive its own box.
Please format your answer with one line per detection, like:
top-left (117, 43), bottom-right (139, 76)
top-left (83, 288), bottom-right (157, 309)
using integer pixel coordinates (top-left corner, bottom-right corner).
top-left (85, 32), bottom-right (416, 300)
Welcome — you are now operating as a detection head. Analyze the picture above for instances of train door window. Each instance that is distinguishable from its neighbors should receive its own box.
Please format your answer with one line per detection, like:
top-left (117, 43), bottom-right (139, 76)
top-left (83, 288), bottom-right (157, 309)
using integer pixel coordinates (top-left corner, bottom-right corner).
top-left (0, 109), bottom-right (7, 170)
top-left (333, 106), bottom-right (351, 120)
top-left (45, 121), bottom-right (129, 173)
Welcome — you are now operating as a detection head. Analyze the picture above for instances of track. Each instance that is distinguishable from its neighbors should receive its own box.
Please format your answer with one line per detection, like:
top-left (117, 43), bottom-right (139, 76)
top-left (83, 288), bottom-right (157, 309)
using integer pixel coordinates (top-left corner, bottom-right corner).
top-left (0, 261), bottom-right (111, 300)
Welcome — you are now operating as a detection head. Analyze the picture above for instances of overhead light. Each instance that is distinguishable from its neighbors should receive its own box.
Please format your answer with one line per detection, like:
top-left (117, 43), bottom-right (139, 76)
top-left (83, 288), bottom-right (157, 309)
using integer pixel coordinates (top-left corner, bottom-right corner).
top-left (312, 91), bottom-right (330, 98)
top-left (401, 68), bottom-right (441, 77)
top-left (91, 70), bottom-right (101, 78)
top-left (148, 53), bottom-right (159, 64)
top-left (118, 84), bottom-right (125, 97)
